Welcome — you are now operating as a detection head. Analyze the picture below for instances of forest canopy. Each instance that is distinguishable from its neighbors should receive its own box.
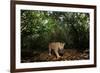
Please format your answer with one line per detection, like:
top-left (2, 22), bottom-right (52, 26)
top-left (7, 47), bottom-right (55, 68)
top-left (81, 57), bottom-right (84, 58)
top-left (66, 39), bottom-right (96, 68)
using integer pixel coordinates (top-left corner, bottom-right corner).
top-left (21, 10), bottom-right (90, 51)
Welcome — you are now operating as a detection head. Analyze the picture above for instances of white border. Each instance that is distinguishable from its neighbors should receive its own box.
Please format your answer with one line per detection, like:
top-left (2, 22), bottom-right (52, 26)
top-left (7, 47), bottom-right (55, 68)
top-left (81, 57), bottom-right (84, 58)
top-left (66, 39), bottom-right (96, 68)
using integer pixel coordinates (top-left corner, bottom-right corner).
top-left (16, 4), bottom-right (94, 69)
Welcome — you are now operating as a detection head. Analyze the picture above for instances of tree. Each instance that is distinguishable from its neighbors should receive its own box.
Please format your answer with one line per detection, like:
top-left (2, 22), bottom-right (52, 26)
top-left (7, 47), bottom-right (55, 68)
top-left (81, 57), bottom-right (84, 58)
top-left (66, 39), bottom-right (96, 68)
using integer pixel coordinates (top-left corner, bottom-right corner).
top-left (21, 10), bottom-right (89, 52)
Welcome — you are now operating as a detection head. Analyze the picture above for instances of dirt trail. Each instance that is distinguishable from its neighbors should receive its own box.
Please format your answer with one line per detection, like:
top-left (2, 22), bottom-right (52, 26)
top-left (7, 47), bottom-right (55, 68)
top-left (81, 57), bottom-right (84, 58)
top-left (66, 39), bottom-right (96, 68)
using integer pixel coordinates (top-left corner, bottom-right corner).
top-left (21, 49), bottom-right (89, 63)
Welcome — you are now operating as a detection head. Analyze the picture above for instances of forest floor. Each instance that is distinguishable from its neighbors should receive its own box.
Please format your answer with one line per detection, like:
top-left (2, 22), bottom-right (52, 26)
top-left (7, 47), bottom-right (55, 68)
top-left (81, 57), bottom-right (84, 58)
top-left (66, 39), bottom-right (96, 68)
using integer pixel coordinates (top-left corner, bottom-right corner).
top-left (21, 49), bottom-right (89, 63)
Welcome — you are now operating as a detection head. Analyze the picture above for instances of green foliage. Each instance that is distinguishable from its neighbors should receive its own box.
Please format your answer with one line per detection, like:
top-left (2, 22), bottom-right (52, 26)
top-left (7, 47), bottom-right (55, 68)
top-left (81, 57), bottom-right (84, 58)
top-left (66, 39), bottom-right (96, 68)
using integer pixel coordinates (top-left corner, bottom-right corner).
top-left (21, 10), bottom-right (89, 51)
